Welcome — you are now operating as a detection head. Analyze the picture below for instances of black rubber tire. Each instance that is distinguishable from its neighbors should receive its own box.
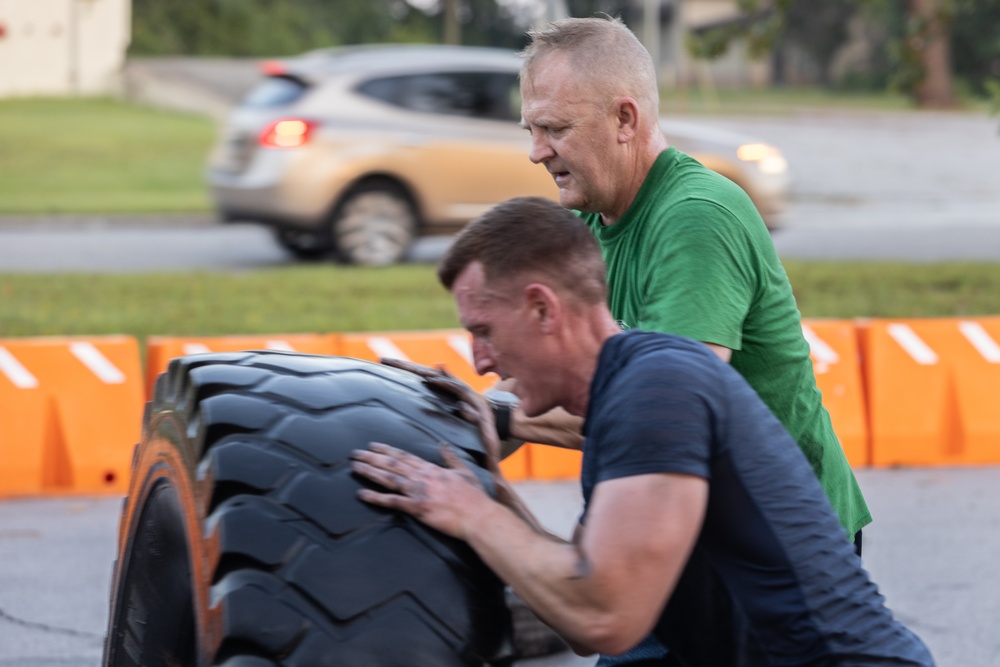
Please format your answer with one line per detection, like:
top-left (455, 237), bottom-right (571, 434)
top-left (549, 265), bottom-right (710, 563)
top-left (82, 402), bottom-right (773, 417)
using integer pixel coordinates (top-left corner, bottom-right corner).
top-left (330, 179), bottom-right (417, 266)
top-left (103, 351), bottom-right (512, 667)
top-left (271, 228), bottom-right (330, 260)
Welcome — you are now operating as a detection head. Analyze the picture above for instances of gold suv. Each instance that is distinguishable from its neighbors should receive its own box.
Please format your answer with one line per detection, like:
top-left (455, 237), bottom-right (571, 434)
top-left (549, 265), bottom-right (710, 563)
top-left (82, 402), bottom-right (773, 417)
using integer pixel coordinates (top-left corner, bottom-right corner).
top-left (207, 44), bottom-right (789, 266)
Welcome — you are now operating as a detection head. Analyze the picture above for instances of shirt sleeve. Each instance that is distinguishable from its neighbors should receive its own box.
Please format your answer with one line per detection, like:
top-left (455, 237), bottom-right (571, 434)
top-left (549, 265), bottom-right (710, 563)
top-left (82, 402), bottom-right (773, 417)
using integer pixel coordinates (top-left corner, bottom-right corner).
top-left (590, 353), bottom-right (717, 485)
top-left (636, 199), bottom-right (758, 351)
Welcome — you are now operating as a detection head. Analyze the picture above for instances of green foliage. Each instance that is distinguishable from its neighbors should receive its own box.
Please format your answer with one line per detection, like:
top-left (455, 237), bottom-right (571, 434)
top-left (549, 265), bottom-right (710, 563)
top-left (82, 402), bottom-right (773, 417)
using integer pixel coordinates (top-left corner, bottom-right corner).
top-left (684, 0), bottom-right (999, 112)
top-left (886, 8), bottom-right (929, 98)
top-left (0, 98), bottom-right (214, 214)
top-left (986, 79), bottom-right (1000, 130)
top-left (130, 0), bottom-right (435, 56)
top-left (686, 0), bottom-right (792, 62)
top-left (951, 0), bottom-right (1000, 97)
top-left (129, 0), bottom-right (526, 56)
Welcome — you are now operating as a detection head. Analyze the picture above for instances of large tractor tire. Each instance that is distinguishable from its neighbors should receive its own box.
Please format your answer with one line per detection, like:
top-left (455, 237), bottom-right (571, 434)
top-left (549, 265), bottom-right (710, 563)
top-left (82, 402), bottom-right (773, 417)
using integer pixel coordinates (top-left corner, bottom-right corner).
top-left (103, 351), bottom-right (512, 667)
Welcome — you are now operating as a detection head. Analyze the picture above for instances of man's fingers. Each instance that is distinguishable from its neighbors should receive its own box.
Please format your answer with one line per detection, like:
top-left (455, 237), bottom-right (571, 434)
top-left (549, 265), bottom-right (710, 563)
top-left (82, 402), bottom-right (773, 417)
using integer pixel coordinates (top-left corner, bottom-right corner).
top-left (424, 373), bottom-right (479, 404)
top-left (350, 458), bottom-right (409, 491)
top-left (381, 357), bottom-right (445, 379)
top-left (357, 487), bottom-right (419, 513)
top-left (440, 442), bottom-right (471, 471)
top-left (361, 442), bottom-right (427, 469)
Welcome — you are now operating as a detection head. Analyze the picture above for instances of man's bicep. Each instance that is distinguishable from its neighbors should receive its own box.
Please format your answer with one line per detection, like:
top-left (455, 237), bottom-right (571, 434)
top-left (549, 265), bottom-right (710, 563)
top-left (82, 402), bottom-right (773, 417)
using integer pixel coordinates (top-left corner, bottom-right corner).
top-left (581, 474), bottom-right (708, 628)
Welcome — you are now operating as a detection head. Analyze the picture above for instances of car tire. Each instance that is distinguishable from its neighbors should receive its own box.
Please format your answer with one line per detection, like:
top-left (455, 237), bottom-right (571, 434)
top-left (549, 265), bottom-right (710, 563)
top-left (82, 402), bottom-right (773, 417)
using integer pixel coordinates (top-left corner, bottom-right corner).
top-left (330, 180), bottom-right (417, 266)
top-left (103, 351), bottom-right (512, 667)
top-left (272, 228), bottom-right (330, 260)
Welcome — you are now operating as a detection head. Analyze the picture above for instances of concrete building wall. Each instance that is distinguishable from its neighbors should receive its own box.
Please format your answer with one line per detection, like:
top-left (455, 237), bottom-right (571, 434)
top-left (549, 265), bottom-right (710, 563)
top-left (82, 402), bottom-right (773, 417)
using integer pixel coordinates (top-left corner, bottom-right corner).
top-left (0, 0), bottom-right (130, 97)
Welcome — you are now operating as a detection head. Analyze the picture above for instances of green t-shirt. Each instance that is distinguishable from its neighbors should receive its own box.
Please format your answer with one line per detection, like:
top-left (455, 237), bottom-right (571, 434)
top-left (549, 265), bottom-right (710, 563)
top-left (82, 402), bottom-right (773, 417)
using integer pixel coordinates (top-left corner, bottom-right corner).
top-left (582, 147), bottom-right (871, 537)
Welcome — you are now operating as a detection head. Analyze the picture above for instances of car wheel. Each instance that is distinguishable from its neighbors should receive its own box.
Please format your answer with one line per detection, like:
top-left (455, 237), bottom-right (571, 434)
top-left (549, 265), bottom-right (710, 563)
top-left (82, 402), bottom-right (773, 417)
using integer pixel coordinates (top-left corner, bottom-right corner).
top-left (103, 351), bottom-right (512, 667)
top-left (272, 228), bottom-right (330, 260)
top-left (331, 180), bottom-right (417, 266)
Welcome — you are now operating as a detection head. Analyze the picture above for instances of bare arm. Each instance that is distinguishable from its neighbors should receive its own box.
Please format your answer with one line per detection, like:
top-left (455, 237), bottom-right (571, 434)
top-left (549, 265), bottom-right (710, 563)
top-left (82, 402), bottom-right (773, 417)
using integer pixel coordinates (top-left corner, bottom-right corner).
top-left (508, 406), bottom-right (585, 452)
top-left (351, 444), bottom-right (708, 657)
top-left (704, 342), bottom-right (732, 363)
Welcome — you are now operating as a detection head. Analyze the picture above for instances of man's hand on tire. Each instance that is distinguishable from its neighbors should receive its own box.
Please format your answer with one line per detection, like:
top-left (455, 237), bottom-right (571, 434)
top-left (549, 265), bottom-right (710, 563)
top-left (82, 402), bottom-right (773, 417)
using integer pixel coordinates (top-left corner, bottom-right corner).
top-left (380, 357), bottom-right (504, 471)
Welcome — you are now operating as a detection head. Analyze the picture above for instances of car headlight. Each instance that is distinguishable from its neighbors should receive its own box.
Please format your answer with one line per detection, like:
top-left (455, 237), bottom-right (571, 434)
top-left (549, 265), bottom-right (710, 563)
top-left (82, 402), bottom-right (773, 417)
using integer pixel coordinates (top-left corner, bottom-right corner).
top-left (736, 143), bottom-right (788, 175)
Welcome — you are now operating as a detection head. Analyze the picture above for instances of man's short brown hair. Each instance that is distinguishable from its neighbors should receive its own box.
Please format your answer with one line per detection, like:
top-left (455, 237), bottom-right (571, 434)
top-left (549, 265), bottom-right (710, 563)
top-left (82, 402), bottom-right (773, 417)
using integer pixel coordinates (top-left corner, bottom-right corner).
top-left (437, 197), bottom-right (606, 305)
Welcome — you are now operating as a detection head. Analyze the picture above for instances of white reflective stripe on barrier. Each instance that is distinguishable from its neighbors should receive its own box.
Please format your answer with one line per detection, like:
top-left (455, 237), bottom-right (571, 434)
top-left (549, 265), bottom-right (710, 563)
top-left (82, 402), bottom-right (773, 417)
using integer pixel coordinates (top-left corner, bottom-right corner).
top-left (183, 343), bottom-right (212, 355)
top-left (265, 340), bottom-right (295, 351)
top-left (366, 337), bottom-right (411, 362)
top-left (447, 334), bottom-right (473, 366)
top-left (70, 342), bottom-right (126, 384)
top-left (887, 323), bottom-right (939, 365)
top-left (0, 346), bottom-right (39, 389)
top-left (958, 321), bottom-right (1000, 363)
top-left (801, 324), bottom-right (840, 364)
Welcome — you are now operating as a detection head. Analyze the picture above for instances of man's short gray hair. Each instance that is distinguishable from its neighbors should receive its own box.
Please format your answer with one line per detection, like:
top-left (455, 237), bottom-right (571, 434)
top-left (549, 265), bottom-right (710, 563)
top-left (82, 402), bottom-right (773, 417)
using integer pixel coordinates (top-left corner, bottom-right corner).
top-left (520, 16), bottom-right (659, 117)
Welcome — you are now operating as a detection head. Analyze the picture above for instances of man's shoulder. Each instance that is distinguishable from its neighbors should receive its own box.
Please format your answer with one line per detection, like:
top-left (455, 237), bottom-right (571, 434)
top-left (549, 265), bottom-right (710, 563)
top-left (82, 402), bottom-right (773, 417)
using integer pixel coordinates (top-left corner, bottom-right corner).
top-left (642, 148), bottom-right (760, 221)
top-left (600, 331), bottom-right (724, 388)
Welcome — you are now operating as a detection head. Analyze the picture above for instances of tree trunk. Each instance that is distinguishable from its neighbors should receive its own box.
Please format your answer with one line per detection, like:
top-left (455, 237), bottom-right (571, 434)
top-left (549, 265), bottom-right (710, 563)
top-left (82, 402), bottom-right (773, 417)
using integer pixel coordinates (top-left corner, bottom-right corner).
top-left (910, 0), bottom-right (957, 108)
top-left (444, 0), bottom-right (461, 45)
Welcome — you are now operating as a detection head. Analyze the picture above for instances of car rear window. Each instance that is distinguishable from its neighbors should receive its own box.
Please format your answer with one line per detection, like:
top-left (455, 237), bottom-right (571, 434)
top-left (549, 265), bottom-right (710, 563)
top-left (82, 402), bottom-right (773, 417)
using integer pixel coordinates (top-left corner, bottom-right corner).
top-left (358, 72), bottom-right (520, 122)
top-left (241, 76), bottom-right (310, 108)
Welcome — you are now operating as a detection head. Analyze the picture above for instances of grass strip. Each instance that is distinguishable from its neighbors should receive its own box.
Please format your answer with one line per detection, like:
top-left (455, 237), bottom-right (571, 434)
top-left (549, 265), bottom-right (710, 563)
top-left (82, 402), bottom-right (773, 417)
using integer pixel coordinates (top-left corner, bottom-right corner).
top-left (2, 262), bottom-right (1000, 345)
top-left (0, 98), bottom-right (215, 214)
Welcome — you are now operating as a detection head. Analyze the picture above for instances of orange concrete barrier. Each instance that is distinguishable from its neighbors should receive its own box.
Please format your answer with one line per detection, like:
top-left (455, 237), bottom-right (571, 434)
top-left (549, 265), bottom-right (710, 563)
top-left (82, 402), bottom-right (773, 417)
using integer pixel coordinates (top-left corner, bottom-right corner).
top-left (801, 319), bottom-right (869, 467)
top-left (144, 333), bottom-right (339, 398)
top-left (0, 336), bottom-right (144, 497)
top-left (338, 330), bottom-right (531, 481)
top-left (861, 317), bottom-right (1000, 467)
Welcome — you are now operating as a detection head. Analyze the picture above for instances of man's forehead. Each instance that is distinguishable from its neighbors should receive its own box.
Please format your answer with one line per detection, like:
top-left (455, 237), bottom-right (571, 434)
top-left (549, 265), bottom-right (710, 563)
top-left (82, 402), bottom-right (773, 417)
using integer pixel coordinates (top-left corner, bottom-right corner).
top-left (453, 262), bottom-right (513, 312)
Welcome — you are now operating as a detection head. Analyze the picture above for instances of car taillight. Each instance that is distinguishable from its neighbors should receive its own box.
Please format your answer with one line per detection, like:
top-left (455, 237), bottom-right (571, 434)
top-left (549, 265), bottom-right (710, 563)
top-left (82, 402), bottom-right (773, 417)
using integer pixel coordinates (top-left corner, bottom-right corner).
top-left (259, 118), bottom-right (316, 148)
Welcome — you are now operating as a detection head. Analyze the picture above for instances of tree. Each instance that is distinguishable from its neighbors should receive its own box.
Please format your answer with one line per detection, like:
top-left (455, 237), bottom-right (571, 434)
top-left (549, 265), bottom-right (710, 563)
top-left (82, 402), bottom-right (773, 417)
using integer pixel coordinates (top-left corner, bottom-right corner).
top-left (684, 0), bottom-right (985, 109)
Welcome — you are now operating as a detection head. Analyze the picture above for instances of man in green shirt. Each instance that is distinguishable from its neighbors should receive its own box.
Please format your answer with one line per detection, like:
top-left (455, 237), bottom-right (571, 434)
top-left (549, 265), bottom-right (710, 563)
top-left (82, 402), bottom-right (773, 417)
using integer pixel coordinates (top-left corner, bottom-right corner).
top-left (490, 16), bottom-right (871, 666)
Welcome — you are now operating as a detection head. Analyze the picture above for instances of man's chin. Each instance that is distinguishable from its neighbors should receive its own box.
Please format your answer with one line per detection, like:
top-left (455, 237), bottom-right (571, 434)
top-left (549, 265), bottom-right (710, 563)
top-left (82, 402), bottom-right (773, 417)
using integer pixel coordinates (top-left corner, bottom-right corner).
top-left (557, 191), bottom-right (591, 214)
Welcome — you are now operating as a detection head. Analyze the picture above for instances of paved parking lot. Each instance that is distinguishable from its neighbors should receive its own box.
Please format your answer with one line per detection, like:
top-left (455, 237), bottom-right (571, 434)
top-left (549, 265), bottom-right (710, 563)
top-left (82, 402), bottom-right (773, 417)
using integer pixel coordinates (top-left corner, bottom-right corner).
top-left (2, 467), bottom-right (999, 666)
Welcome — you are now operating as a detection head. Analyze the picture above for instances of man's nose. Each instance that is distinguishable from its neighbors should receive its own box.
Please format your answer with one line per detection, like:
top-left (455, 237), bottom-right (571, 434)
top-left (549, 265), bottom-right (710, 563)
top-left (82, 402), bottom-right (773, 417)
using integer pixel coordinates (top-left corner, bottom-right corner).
top-left (528, 133), bottom-right (553, 165)
top-left (472, 339), bottom-right (495, 376)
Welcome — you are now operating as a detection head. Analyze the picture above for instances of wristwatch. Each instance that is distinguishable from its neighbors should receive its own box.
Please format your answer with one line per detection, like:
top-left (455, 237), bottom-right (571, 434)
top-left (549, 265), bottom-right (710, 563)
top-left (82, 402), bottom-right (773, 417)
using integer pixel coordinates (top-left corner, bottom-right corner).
top-left (484, 389), bottom-right (519, 441)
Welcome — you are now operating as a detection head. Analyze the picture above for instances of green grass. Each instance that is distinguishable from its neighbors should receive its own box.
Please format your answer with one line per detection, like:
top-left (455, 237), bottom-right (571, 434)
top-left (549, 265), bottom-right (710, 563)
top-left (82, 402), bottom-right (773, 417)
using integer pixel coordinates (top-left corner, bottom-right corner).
top-left (2, 262), bottom-right (999, 344)
top-left (0, 265), bottom-right (459, 340)
top-left (785, 261), bottom-right (1000, 319)
top-left (659, 85), bottom-right (918, 116)
top-left (658, 84), bottom-right (998, 117)
top-left (0, 98), bottom-right (215, 214)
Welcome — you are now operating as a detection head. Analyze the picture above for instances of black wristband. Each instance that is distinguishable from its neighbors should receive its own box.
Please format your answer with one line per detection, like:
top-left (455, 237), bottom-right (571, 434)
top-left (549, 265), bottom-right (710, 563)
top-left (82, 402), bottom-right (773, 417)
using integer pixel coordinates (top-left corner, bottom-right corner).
top-left (492, 400), bottom-right (511, 441)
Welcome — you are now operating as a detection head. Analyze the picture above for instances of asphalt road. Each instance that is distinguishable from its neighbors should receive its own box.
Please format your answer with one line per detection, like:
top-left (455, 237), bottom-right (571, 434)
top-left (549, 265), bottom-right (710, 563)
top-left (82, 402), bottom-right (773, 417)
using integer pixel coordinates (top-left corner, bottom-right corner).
top-left (0, 108), bottom-right (998, 272)
top-left (3, 468), bottom-right (1000, 666)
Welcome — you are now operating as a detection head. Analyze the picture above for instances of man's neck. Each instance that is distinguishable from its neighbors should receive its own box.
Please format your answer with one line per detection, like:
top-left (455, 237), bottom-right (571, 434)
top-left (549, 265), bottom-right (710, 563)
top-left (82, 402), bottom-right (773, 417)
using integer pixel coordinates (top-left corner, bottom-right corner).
top-left (598, 140), bottom-right (669, 227)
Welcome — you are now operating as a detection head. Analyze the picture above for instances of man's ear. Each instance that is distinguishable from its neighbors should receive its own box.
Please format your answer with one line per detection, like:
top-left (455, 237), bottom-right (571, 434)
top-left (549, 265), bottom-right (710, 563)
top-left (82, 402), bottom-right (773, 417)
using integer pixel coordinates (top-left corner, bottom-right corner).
top-left (523, 283), bottom-right (561, 334)
top-left (614, 96), bottom-right (640, 143)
